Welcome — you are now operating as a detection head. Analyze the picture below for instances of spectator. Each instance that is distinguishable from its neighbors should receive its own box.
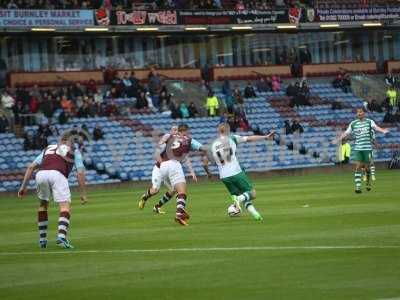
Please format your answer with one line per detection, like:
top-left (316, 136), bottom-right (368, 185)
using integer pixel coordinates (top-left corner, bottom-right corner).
top-left (383, 111), bottom-right (396, 123)
top-left (129, 71), bottom-right (141, 95)
top-left (221, 79), bottom-right (232, 96)
top-left (159, 90), bottom-right (171, 110)
top-left (252, 125), bottom-right (264, 135)
top-left (284, 120), bottom-right (292, 135)
top-left (235, 0), bottom-right (245, 10)
top-left (299, 46), bottom-right (312, 64)
top-left (180, 102), bottom-right (190, 118)
top-left (136, 91), bottom-right (149, 109)
top-left (332, 74), bottom-right (343, 89)
top-left (7, 0), bottom-right (18, 9)
top-left (60, 95), bottom-right (73, 113)
top-left (148, 68), bottom-right (162, 108)
top-left (238, 116), bottom-right (250, 131)
top-left (213, 0), bottom-right (222, 8)
top-left (228, 116), bottom-right (238, 132)
top-left (170, 101), bottom-right (181, 119)
top-left (93, 124), bottom-right (104, 141)
top-left (86, 78), bottom-right (97, 94)
top-left (340, 139), bottom-right (351, 164)
top-left (58, 109), bottom-right (69, 125)
top-left (244, 81), bottom-right (257, 98)
top-left (342, 74), bottom-right (351, 93)
top-left (1, 90), bottom-right (15, 114)
top-left (386, 86), bottom-right (398, 112)
top-left (256, 76), bottom-right (271, 92)
top-left (106, 100), bottom-right (119, 116)
top-left (286, 82), bottom-right (297, 98)
top-left (201, 62), bottom-right (212, 83)
top-left (188, 102), bottom-right (199, 118)
top-left (219, 112), bottom-right (228, 124)
top-left (29, 93), bottom-right (39, 113)
top-left (206, 91), bottom-right (219, 117)
top-left (71, 82), bottom-right (85, 99)
top-left (94, 89), bottom-right (104, 104)
top-left (0, 112), bottom-right (9, 133)
top-left (122, 72), bottom-right (135, 97)
top-left (367, 99), bottom-right (383, 113)
top-left (77, 101), bottom-right (90, 118)
top-left (23, 132), bottom-right (34, 150)
top-left (233, 85), bottom-right (243, 105)
top-left (271, 75), bottom-right (281, 92)
top-left (291, 119), bottom-right (304, 134)
top-left (385, 73), bottom-right (395, 86)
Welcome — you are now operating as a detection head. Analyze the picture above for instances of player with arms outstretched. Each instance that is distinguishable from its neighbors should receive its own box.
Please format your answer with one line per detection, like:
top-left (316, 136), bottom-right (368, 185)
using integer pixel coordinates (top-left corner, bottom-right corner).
top-left (210, 123), bottom-right (275, 221)
top-left (18, 133), bottom-right (87, 249)
top-left (334, 108), bottom-right (389, 193)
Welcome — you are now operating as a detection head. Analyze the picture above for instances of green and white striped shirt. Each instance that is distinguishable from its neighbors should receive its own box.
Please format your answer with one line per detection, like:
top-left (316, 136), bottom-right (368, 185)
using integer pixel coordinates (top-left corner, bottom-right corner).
top-left (344, 118), bottom-right (378, 151)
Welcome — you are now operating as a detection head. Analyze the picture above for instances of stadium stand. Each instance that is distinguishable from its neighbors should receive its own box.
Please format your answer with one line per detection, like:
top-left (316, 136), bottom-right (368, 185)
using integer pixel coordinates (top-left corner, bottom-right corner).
top-left (1, 76), bottom-right (399, 192)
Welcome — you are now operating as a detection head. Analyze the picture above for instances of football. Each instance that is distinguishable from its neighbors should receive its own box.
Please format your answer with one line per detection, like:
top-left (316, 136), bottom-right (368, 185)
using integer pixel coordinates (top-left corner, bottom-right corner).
top-left (227, 204), bottom-right (241, 217)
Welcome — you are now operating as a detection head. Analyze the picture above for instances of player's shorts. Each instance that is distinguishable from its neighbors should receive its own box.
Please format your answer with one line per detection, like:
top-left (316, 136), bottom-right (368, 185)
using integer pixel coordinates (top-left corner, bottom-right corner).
top-left (352, 150), bottom-right (372, 164)
top-left (151, 164), bottom-right (162, 191)
top-left (160, 159), bottom-right (186, 189)
top-left (35, 170), bottom-right (71, 203)
top-left (221, 171), bottom-right (253, 196)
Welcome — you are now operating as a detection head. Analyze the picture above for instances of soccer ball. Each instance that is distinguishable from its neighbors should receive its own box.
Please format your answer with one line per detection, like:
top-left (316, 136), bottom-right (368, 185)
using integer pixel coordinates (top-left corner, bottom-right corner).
top-left (227, 204), bottom-right (241, 217)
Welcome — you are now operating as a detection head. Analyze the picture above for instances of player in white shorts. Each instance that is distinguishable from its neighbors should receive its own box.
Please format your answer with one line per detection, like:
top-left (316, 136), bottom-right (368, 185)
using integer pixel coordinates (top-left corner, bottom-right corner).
top-left (139, 124), bottom-right (208, 225)
top-left (138, 126), bottom-right (178, 213)
top-left (139, 125), bottom-right (211, 215)
top-left (18, 133), bottom-right (87, 249)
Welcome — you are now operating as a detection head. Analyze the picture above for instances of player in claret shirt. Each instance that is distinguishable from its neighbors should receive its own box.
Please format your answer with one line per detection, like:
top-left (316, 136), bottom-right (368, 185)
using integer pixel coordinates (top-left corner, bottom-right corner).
top-left (18, 132), bottom-right (87, 249)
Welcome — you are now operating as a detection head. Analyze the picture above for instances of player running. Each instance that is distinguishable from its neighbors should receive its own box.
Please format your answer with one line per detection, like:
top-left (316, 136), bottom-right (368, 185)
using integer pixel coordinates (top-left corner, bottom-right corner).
top-left (138, 126), bottom-right (178, 214)
top-left (140, 124), bottom-right (208, 226)
top-left (334, 108), bottom-right (389, 193)
top-left (18, 132), bottom-right (87, 249)
top-left (210, 123), bottom-right (275, 221)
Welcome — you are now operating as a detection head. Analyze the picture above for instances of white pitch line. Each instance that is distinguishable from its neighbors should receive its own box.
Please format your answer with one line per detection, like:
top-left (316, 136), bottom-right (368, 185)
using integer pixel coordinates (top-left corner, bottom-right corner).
top-left (0, 245), bottom-right (400, 256)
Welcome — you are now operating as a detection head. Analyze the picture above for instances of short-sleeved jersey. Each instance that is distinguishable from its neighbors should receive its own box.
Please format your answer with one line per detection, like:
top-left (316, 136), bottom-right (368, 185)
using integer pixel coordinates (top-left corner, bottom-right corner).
top-left (344, 118), bottom-right (378, 151)
top-left (211, 134), bottom-right (248, 179)
top-left (160, 134), bottom-right (202, 162)
top-left (34, 144), bottom-right (85, 178)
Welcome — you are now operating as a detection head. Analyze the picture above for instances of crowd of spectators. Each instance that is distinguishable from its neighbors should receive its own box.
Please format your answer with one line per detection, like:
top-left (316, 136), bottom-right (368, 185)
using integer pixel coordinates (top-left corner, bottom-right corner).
top-left (284, 119), bottom-right (304, 135)
top-left (0, 0), bottom-right (310, 10)
top-left (1, 0), bottom-right (396, 11)
top-left (286, 78), bottom-right (311, 107)
top-left (0, 67), bottom-right (185, 130)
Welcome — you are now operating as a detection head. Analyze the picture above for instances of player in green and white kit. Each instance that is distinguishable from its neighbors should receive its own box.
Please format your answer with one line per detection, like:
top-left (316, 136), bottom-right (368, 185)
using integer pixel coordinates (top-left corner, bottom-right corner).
top-left (363, 129), bottom-right (377, 182)
top-left (335, 108), bottom-right (389, 193)
top-left (210, 123), bottom-right (275, 220)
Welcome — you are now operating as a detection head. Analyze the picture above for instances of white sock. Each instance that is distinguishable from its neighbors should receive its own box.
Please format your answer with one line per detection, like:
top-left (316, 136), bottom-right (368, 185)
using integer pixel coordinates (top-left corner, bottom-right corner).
top-left (237, 192), bottom-right (250, 203)
top-left (246, 205), bottom-right (259, 217)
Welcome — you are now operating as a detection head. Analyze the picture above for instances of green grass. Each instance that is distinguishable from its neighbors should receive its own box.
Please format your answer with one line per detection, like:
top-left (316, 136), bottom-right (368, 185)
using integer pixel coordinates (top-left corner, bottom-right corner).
top-left (0, 170), bottom-right (400, 300)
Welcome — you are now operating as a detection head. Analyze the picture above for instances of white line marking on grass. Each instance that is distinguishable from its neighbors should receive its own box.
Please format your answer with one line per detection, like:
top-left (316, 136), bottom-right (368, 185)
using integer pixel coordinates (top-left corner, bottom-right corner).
top-left (0, 245), bottom-right (400, 256)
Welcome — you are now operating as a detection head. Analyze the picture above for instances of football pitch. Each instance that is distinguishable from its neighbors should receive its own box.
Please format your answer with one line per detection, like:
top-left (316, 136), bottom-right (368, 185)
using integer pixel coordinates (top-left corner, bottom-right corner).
top-left (0, 170), bottom-right (399, 300)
